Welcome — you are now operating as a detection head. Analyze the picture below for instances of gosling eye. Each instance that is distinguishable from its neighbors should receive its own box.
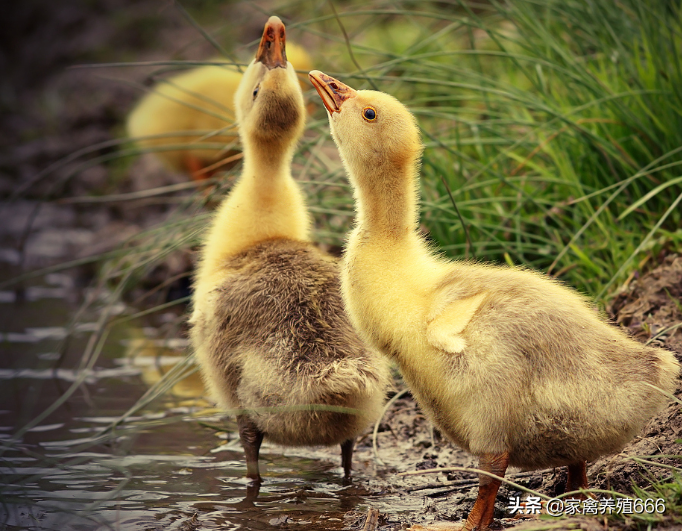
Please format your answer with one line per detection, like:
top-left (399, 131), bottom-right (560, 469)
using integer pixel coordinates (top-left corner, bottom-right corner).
top-left (362, 106), bottom-right (377, 122)
top-left (253, 84), bottom-right (260, 99)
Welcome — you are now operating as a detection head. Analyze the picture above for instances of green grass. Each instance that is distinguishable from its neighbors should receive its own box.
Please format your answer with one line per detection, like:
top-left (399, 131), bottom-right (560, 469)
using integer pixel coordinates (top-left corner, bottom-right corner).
top-left (289, 0), bottom-right (682, 300)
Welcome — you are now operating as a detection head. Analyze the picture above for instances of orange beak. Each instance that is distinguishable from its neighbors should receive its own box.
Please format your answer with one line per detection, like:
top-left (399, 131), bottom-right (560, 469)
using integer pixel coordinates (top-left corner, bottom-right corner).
top-left (256, 16), bottom-right (287, 69)
top-left (308, 70), bottom-right (357, 114)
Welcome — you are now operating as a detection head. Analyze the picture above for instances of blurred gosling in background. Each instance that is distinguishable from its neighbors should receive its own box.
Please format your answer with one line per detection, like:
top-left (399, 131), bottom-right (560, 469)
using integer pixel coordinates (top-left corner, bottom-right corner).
top-left (126, 41), bottom-right (312, 180)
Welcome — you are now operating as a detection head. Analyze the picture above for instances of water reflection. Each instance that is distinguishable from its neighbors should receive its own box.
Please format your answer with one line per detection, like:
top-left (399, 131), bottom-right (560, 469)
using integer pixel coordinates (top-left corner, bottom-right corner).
top-left (0, 273), bottom-right (379, 530)
top-left (122, 332), bottom-right (207, 401)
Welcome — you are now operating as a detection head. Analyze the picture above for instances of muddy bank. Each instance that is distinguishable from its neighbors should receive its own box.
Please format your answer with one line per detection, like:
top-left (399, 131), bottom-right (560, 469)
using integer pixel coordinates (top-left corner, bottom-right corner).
top-left (588, 255), bottom-right (682, 494)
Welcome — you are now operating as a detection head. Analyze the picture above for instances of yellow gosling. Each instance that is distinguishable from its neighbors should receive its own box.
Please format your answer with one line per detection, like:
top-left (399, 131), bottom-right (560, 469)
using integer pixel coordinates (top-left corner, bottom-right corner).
top-left (189, 20), bottom-right (389, 486)
top-left (309, 70), bottom-right (680, 530)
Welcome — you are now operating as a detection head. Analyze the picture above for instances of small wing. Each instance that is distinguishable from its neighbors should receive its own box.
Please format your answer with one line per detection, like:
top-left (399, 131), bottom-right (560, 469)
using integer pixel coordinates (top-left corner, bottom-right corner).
top-left (426, 292), bottom-right (486, 354)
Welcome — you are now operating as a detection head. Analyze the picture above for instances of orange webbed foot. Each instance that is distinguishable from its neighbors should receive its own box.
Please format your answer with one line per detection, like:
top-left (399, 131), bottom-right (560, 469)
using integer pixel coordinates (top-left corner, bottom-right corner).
top-left (409, 452), bottom-right (510, 531)
top-left (566, 461), bottom-right (595, 500)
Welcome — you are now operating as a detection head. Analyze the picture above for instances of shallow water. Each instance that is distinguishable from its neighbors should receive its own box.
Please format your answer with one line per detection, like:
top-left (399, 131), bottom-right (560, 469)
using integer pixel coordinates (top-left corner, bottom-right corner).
top-left (0, 271), bottom-right (409, 530)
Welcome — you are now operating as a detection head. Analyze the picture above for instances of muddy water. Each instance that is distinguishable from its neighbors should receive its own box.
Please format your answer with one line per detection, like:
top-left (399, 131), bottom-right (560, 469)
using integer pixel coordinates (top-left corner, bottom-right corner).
top-left (0, 271), bottom-right (411, 531)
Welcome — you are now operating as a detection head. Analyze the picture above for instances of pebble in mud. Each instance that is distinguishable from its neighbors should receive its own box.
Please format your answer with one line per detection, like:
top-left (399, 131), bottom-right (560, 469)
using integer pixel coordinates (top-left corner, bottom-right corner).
top-left (269, 516), bottom-right (292, 526)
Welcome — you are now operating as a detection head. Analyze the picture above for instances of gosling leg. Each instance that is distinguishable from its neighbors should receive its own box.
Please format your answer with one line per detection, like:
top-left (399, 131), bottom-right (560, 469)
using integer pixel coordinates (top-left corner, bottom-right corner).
top-left (462, 451), bottom-right (509, 531)
top-left (566, 461), bottom-right (590, 498)
top-left (340, 438), bottom-right (355, 481)
top-left (237, 415), bottom-right (264, 483)
top-left (184, 154), bottom-right (208, 181)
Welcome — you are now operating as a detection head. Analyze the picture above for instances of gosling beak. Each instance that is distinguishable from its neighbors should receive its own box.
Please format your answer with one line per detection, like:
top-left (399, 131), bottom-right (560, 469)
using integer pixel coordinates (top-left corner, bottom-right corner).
top-left (308, 70), bottom-right (357, 114)
top-left (256, 16), bottom-right (287, 69)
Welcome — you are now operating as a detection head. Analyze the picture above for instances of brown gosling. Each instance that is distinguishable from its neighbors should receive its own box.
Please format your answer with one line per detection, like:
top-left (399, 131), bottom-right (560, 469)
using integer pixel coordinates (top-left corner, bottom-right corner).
top-left (309, 70), bottom-right (680, 530)
top-left (189, 20), bottom-right (389, 485)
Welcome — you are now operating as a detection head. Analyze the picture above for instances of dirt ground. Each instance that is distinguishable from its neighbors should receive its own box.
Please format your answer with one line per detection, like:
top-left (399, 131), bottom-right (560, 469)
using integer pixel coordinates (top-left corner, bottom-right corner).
top-left (2, 2), bottom-right (682, 530)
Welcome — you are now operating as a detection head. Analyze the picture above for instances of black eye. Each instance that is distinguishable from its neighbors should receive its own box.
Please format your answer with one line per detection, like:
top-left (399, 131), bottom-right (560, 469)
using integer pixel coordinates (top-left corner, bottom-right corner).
top-left (363, 107), bottom-right (377, 121)
top-left (253, 84), bottom-right (260, 99)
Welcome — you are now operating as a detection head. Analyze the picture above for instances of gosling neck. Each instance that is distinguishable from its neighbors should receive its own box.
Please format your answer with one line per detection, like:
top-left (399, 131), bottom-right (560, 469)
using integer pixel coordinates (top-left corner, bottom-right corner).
top-left (232, 131), bottom-right (310, 244)
top-left (350, 161), bottom-right (420, 241)
top-left (241, 134), bottom-right (295, 187)
top-left (193, 122), bottom-right (310, 305)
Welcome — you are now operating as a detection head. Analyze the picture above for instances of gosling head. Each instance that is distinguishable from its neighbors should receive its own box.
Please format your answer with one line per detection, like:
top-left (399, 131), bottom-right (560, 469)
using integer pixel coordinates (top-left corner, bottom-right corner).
top-left (235, 16), bottom-right (305, 150)
top-left (309, 70), bottom-right (423, 189)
